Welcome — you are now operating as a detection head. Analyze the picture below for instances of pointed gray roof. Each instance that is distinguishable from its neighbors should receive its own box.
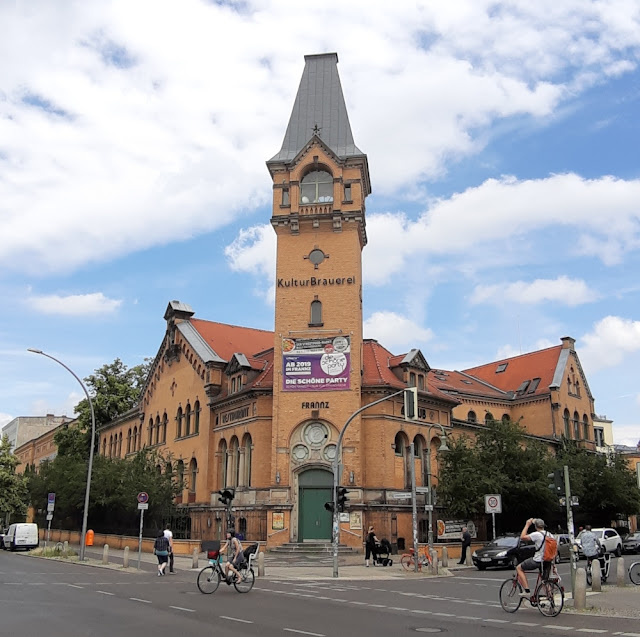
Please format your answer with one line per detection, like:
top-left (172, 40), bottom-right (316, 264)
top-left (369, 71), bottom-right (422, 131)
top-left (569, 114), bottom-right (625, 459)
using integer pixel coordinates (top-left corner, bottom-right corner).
top-left (268, 53), bottom-right (365, 164)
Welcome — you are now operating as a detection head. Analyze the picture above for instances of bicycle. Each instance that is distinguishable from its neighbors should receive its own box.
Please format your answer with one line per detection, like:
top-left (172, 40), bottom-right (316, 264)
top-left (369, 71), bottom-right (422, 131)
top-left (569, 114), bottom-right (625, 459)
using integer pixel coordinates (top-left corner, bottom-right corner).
top-left (499, 566), bottom-right (564, 617)
top-left (585, 551), bottom-right (610, 586)
top-left (401, 547), bottom-right (431, 571)
top-left (629, 560), bottom-right (640, 586)
top-left (197, 546), bottom-right (256, 594)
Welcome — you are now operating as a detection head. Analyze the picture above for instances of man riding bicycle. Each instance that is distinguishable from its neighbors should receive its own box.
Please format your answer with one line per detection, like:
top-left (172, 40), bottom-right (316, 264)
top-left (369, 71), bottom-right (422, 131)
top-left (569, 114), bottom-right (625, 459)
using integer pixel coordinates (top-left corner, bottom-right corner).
top-left (579, 525), bottom-right (601, 561)
top-left (220, 530), bottom-right (244, 583)
top-left (516, 517), bottom-right (548, 597)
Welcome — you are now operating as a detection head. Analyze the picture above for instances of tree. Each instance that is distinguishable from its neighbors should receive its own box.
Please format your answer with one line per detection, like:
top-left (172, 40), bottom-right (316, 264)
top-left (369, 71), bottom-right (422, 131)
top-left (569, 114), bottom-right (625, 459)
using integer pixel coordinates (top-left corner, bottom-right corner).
top-left (0, 434), bottom-right (28, 521)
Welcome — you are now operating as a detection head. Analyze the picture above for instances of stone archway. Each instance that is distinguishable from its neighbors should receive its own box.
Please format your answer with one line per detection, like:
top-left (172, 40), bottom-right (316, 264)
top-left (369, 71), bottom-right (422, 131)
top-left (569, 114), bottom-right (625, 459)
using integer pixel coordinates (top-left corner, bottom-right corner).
top-left (297, 468), bottom-right (333, 541)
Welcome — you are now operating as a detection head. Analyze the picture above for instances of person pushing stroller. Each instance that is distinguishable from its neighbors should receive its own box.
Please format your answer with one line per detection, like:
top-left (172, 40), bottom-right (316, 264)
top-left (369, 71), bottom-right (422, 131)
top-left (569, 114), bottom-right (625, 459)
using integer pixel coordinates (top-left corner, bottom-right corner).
top-left (365, 526), bottom-right (380, 567)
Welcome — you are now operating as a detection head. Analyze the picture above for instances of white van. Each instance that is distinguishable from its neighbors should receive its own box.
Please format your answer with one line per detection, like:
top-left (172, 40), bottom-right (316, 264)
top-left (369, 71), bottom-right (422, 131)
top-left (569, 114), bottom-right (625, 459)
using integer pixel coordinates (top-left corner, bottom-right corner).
top-left (3, 523), bottom-right (39, 551)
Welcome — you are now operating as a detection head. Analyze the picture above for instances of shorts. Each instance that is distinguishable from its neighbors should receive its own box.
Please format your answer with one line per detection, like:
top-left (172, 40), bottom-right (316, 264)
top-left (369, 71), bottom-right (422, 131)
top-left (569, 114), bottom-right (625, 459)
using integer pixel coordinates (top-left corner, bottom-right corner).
top-left (156, 553), bottom-right (169, 564)
top-left (231, 554), bottom-right (246, 569)
top-left (519, 558), bottom-right (542, 572)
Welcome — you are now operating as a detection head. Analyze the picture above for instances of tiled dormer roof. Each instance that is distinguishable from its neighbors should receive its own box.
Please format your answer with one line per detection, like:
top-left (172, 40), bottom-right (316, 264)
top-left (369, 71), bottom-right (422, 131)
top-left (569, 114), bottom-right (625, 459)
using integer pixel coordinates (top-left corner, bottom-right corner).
top-left (463, 345), bottom-right (563, 398)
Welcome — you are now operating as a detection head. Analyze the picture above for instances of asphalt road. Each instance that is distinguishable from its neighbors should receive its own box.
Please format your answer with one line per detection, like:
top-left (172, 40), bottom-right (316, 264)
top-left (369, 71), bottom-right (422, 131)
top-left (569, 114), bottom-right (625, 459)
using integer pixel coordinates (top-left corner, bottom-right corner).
top-left (1, 550), bottom-right (639, 637)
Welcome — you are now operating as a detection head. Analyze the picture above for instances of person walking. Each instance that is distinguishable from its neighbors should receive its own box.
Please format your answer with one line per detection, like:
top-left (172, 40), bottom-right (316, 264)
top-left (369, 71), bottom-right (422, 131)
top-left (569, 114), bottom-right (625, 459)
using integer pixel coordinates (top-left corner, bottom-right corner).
top-left (458, 526), bottom-right (471, 564)
top-left (153, 530), bottom-right (170, 576)
top-left (365, 526), bottom-right (380, 567)
top-left (163, 525), bottom-right (175, 573)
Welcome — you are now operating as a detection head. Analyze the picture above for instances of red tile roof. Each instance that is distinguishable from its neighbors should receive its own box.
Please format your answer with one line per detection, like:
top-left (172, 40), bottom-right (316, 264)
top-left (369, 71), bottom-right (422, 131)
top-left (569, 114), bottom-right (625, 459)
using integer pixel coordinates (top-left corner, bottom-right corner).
top-left (190, 319), bottom-right (274, 361)
top-left (427, 370), bottom-right (507, 399)
top-left (463, 345), bottom-right (562, 397)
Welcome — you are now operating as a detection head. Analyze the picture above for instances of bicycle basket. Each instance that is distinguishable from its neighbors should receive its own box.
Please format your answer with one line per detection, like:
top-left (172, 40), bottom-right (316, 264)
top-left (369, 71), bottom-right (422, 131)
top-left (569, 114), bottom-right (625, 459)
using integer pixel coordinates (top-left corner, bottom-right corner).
top-left (207, 550), bottom-right (220, 559)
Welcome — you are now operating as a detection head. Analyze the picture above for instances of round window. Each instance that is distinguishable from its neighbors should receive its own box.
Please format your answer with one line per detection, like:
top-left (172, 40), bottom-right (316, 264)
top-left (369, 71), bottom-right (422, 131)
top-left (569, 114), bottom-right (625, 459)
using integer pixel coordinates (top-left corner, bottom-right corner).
top-left (323, 444), bottom-right (337, 462)
top-left (292, 444), bottom-right (309, 462)
top-left (304, 422), bottom-right (328, 446)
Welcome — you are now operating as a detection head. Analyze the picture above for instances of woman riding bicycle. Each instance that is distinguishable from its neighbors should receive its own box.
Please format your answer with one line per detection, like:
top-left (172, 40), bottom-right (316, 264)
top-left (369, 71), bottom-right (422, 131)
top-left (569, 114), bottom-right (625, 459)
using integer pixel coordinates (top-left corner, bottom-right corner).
top-left (515, 518), bottom-right (548, 597)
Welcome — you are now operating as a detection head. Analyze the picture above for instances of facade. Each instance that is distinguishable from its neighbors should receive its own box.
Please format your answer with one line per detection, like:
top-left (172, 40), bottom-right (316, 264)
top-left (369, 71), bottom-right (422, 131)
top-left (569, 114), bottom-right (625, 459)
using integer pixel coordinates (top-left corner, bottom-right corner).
top-left (2, 414), bottom-right (71, 454)
top-left (94, 53), bottom-right (608, 548)
top-left (13, 419), bottom-right (76, 475)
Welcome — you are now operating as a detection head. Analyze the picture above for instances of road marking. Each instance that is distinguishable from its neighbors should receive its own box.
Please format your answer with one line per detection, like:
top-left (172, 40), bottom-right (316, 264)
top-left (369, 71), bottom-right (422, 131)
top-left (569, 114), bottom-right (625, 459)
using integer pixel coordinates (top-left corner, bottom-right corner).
top-left (483, 619), bottom-right (509, 623)
top-left (432, 612), bottom-right (454, 617)
top-left (620, 634), bottom-right (640, 637)
top-left (67, 584), bottom-right (83, 589)
top-left (543, 626), bottom-right (574, 631)
top-left (130, 598), bottom-right (152, 604)
top-left (389, 607), bottom-right (409, 611)
top-left (96, 591), bottom-right (114, 596)
top-left (458, 616), bottom-right (481, 620)
top-left (349, 601), bottom-right (367, 605)
top-left (513, 622), bottom-right (539, 626)
top-left (220, 616), bottom-right (253, 624)
top-left (283, 630), bottom-right (325, 637)
top-left (411, 610), bottom-right (432, 614)
top-left (575, 630), bottom-right (608, 634)
top-left (416, 630), bottom-right (442, 634)
top-left (169, 606), bottom-right (195, 613)
top-left (369, 604), bottom-right (387, 608)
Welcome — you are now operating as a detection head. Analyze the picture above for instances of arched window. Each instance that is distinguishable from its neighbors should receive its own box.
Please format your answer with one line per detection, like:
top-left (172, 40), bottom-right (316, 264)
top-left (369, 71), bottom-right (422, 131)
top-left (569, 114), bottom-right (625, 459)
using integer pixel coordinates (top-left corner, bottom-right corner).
top-left (238, 517), bottom-right (247, 538)
top-left (394, 431), bottom-right (410, 489)
top-left (133, 426), bottom-right (138, 451)
top-left (563, 409), bottom-right (571, 438)
top-left (156, 464), bottom-right (162, 475)
top-left (109, 435), bottom-right (113, 457)
top-left (575, 380), bottom-right (581, 397)
top-left (194, 401), bottom-right (200, 434)
top-left (189, 458), bottom-right (197, 494)
top-left (310, 300), bottom-right (322, 325)
top-left (162, 413), bottom-right (168, 443)
top-left (242, 433), bottom-right (252, 487)
top-left (118, 432), bottom-right (123, 457)
top-left (148, 418), bottom-right (153, 445)
top-left (413, 435), bottom-right (423, 457)
top-left (176, 460), bottom-right (185, 491)
top-left (573, 411), bottom-right (580, 439)
top-left (582, 414), bottom-right (589, 440)
top-left (176, 406), bottom-right (183, 438)
top-left (102, 438), bottom-right (107, 456)
top-left (467, 411), bottom-right (477, 423)
top-left (127, 428), bottom-right (132, 454)
top-left (394, 432), bottom-right (406, 456)
top-left (218, 439), bottom-right (228, 488)
top-left (185, 403), bottom-right (192, 436)
top-left (502, 414), bottom-right (510, 423)
top-left (300, 169), bottom-right (333, 204)
top-left (229, 437), bottom-right (240, 487)
top-left (154, 416), bottom-right (160, 445)
top-left (414, 434), bottom-right (427, 487)
top-left (409, 372), bottom-right (416, 387)
top-left (485, 412), bottom-right (494, 425)
top-left (418, 375), bottom-right (424, 390)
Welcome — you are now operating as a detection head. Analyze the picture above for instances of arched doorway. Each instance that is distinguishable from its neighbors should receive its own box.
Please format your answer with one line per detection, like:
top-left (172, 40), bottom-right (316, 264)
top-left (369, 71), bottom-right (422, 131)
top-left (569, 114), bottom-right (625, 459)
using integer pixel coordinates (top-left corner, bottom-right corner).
top-left (298, 468), bottom-right (333, 541)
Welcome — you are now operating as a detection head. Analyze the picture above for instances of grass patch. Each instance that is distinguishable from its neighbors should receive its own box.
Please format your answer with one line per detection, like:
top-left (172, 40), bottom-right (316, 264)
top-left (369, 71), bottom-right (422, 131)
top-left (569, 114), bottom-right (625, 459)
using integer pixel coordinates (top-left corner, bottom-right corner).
top-left (30, 546), bottom-right (78, 558)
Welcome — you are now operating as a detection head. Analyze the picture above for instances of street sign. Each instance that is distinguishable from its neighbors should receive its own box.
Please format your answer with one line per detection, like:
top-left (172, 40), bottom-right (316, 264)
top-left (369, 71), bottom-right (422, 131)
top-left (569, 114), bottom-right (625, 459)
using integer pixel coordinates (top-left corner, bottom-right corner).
top-left (48, 492), bottom-right (56, 505)
top-left (137, 492), bottom-right (149, 504)
top-left (391, 492), bottom-right (412, 500)
top-left (416, 487), bottom-right (430, 494)
top-left (46, 513), bottom-right (53, 521)
top-left (424, 504), bottom-right (434, 511)
top-left (47, 503), bottom-right (55, 512)
top-left (484, 494), bottom-right (502, 514)
top-left (138, 502), bottom-right (149, 510)
top-left (571, 496), bottom-right (579, 506)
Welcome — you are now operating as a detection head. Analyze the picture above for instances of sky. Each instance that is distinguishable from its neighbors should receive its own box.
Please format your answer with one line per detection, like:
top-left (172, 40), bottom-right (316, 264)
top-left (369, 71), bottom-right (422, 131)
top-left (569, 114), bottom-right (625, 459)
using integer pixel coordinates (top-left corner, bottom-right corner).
top-left (1, 0), bottom-right (639, 447)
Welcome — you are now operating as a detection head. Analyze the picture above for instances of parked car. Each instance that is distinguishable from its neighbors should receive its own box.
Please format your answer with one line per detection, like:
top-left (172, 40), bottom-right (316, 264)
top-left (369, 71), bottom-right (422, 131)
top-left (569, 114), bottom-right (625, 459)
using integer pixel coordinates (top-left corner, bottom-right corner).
top-left (574, 527), bottom-right (622, 557)
top-left (0, 529), bottom-right (5, 549)
top-left (472, 535), bottom-right (535, 570)
top-left (622, 532), bottom-right (640, 554)
top-left (554, 533), bottom-right (573, 563)
top-left (2, 523), bottom-right (39, 551)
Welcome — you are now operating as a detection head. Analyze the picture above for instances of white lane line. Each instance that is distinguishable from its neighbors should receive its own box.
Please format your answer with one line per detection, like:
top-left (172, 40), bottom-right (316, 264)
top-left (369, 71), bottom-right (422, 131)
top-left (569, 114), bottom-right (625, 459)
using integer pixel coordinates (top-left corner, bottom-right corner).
top-left (432, 612), bottom-right (454, 617)
top-left (575, 630), bottom-right (608, 634)
top-left (388, 607), bottom-right (409, 611)
top-left (543, 627), bottom-right (574, 631)
top-left (458, 616), bottom-right (481, 620)
top-left (369, 604), bottom-right (387, 608)
top-left (513, 622), bottom-right (539, 626)
top-left (483, 619), bottom-right (509, 623)
top-left (67, 584), bottom-right (84, 589)
top-left (169, 606), bottom-right (195, 613)
top-left (130, 598), bottom-right (152, 604)
top-left (620, 634), bottom-right (640, 637)
top-left (411, 610), bottom-right (432, 614)
top-left (96, 591), bottom-right (114, 596)
top-left (220, 616), bottom-right (253, 624)
top-left (349, 601), bottom-right (367, 605)
top-left (28, 582), bottom-right (47, 585)
top-left (283, 630), bottom-right (325, 637)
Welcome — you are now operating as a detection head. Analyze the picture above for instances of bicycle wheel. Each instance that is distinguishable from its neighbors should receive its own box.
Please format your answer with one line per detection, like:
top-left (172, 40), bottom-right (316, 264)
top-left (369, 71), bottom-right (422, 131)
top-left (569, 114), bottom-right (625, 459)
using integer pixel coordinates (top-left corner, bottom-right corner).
top-left (629, 562), bottom-right (640, 586)
top-left (499, 578), bottom-right (523, 613)
top-left (233, 567), bottom-right (255, 593)
top-left (197, 565), bottom-right (221, 594)
top-left (586, 561), bottom-right (592, 586)
top-left (536, 581), bottom-right (563, 617)
top-left (401, 554), bottom-right (414, 571)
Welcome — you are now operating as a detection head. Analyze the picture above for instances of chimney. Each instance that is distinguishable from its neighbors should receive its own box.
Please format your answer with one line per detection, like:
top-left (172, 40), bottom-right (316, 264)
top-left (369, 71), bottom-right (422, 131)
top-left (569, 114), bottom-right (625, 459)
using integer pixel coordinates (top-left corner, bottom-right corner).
top-left (560, 336), bottom-right (575, 350)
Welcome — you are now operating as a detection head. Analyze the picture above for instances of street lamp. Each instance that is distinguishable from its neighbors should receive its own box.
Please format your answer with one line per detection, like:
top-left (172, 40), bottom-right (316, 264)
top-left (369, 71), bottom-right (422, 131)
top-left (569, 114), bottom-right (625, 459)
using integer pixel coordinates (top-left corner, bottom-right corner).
top-left (27, 348), bottom-right (96, 561)
top-left (424, 424), bottom-right (449, 551)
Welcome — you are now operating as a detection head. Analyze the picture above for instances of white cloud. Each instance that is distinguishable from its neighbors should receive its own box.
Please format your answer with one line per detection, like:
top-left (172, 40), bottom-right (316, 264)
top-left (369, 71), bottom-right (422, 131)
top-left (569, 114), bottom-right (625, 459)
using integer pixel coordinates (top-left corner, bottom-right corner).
top-left (26, 292), bottom-right (122, 316)
top-left (0, 413), bottom-right (12, 429)
top-left (364, 311), bottom-right (434, 351)
top-left (579, 316), bottom-right (640, 373)
top-left (225, 225), bottom-right (276, 279)
top-left (29, 393), bottom-right (79, 420)
top-left (470, 276), bottom-right (597, 306)
top-left (1, 2), bottom-right (639, 276)
top-left (612, 422), bottom-right (640, 447)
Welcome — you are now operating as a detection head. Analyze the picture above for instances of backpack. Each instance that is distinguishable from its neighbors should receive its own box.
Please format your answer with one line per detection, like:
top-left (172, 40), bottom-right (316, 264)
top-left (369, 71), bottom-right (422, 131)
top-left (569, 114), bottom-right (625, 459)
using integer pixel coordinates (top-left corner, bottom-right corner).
top-left (154, 536), bottom-right (170, 553)
top-left (542, 532), bottom-right (558, 563)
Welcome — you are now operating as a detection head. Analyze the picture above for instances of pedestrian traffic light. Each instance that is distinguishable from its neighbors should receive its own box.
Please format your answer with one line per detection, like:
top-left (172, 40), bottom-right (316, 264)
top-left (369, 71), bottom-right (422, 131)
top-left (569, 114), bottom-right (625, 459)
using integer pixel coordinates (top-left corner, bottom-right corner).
top-left (336, 487), bottom-right (348, 512)
top-left (218, 488), bottom-right (235, 506)
top-left (404, 387), bottom-right (418, 420)
top-left (547, 469), bottom-right (565, 495)
top-left (324, 501), bottom-right (335, 513)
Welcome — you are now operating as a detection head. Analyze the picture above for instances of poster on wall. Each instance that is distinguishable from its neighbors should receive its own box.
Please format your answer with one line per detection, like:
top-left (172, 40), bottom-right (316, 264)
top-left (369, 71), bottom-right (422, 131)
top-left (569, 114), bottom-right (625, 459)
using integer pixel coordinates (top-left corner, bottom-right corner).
top-left (436, 519), bottom-right (477, 540)
top-left (272, 512), bottom-right (284, 530)
top-left (349, 511), bottom-right (362, 530)
top-left (282, 336), bottom-right (351, 392)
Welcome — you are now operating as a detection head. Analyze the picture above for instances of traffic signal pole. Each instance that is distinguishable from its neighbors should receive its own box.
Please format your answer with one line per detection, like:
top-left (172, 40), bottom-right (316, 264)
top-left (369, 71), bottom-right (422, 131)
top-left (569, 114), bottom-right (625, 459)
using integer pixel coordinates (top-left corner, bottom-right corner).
top-left (563, 465), bottom-right (577, 600)
top-left (332, 388), bottom-right (407, 578)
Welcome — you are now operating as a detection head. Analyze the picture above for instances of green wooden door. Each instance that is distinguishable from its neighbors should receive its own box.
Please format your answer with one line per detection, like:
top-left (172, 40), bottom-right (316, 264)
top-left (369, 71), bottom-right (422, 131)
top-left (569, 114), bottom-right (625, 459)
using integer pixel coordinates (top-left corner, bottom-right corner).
top-left (299, 487), bottom-right (332, 540)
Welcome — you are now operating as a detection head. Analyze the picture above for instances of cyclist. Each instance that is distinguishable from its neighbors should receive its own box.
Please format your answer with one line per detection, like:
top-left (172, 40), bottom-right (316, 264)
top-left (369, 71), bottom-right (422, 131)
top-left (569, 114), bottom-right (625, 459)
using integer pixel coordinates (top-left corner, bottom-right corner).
top-left (220, 530), bottom-right (244, 583)
top-left (515, 517), bottom-right (547, 597)
top-left (579, 525), bottom-right (601, 561)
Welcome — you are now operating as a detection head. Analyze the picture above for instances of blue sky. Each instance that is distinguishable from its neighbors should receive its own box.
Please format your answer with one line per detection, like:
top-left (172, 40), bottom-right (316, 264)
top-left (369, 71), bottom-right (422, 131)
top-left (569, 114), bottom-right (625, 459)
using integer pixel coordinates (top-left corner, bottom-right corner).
top-left (1, 1), bottom-right (639, 446)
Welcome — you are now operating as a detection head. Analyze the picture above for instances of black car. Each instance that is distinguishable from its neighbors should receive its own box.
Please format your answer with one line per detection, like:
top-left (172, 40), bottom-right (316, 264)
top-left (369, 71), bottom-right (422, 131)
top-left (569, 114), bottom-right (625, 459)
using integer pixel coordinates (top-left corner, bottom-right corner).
top-left (472, 535), bottom-right (535, 570)
top-left (623, 532), bottom-right (640, 554)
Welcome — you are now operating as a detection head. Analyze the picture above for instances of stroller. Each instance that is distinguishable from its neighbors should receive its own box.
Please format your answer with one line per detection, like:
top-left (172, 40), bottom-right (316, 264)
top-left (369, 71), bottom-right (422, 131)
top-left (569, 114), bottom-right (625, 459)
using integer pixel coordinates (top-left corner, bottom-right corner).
top-left (374, 538), bottom-right (394, 566)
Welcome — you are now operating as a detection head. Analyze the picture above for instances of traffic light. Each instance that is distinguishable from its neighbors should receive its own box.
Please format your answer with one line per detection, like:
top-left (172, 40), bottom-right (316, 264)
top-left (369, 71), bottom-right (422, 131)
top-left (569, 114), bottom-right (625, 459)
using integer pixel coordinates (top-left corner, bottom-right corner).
top-left (218, 488), bottom-right (235, 506)
top-left (404, 387), bottom-right (418, 420)
top-left (547, 469), bottom-right (565, 496)
top-left (336, 487), bottom-right (348, 512)
top-left (324, 501), bottom-right (335, 513)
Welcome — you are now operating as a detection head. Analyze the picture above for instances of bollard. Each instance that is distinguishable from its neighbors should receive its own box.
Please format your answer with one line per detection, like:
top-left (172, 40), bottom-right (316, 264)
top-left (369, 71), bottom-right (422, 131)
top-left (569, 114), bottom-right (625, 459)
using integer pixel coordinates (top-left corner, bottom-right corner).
top-left (258, 551), bottom-right (265, 577)
top-left (63, 541), bottom-right (69, 557)
top-left (465, 549), bottom-right (472, 566)
top-left (591, 559), bottom-right (602, 591)
top-left (574, 567), bottom-right (587, 610)
top-left (192, 547), bottom-right (199, 569)
top-left (123, 546), bottom-right (130, 569)
top-left (429, 549), bottom-right (438, 575)
top-left (617, 556), bottom-right (626, 587)
top-left (102, 544), bottom-right (109, 565)
top-left (441, 546), bottom-right (448, 568)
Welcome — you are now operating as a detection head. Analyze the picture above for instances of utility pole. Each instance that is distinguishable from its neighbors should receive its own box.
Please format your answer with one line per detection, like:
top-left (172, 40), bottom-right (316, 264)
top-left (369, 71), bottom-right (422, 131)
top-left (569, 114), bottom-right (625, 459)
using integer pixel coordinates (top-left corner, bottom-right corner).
top-left (409, 442), bottom-right (418, 573)
top-left (563, 465), bottom-right (577, 600)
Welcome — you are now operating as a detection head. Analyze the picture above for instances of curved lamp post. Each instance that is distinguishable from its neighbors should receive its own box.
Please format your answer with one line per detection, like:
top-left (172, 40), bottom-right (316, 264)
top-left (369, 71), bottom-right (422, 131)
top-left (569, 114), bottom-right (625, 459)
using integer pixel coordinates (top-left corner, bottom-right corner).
top-left (28, 348), bottom-right (96, 561)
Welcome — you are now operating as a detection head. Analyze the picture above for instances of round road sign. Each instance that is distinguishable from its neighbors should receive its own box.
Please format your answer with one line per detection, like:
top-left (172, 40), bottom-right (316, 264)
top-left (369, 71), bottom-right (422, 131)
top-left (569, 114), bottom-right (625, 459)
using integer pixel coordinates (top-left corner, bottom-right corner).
top-left (137, 492), bottom-right (149, 504)
top-left (488, 496), bottom-right (498, 508)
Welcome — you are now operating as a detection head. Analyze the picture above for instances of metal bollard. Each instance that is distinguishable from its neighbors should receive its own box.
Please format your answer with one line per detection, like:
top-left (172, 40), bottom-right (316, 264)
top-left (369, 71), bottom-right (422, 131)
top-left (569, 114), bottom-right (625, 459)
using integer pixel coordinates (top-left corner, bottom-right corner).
top-left (102, 544), bottom-right (109, 565)
top-left (574, 567), bottom-right (587, 610)
top-left (617, 556), bottom-right (626, 587)
top-left (192, 547), bottom-right (199, 569)
top-left (429, 549), bottom-right (438, 575)
top-left (123, 546), bottom-right (130, 569)
top-left (258, 551), bottom-right (265, 577)
top-left (591, 559), bottom-right (601, 591)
